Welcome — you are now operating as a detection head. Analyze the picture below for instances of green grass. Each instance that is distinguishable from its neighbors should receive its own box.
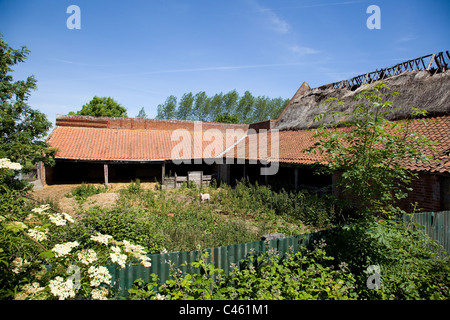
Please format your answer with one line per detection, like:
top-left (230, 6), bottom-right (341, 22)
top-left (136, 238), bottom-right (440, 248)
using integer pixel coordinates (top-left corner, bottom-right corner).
top-left (72, 179), bottom-right (337, 254)
top-left (65, 183), bottom-right (108, 201)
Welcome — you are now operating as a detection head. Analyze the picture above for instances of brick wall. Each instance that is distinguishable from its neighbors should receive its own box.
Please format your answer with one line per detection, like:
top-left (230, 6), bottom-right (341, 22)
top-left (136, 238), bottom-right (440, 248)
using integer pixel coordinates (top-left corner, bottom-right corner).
top-left (399, 173), bottom-right (442, 213)
top-left (332, 171), bottom-right (443, 213)
top-left (55, 115), bottom-right (250, 132)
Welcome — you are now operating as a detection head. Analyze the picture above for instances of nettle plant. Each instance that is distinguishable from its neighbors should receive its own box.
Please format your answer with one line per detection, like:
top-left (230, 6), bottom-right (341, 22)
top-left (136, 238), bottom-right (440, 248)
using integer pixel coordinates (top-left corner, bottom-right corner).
top-left (0, 159), bottom-right (151, 300)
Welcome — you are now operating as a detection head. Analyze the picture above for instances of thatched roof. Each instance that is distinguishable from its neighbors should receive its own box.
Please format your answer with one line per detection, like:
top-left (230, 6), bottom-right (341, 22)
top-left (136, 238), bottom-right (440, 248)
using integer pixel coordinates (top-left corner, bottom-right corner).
top-left (276, 69), bottom-right (450, 131)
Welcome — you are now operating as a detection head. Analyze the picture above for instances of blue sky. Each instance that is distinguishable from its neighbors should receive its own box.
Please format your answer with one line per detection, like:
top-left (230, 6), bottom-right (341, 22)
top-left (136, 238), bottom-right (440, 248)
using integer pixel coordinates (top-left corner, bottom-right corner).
top-left (1, 0), bottom-right (449, 125)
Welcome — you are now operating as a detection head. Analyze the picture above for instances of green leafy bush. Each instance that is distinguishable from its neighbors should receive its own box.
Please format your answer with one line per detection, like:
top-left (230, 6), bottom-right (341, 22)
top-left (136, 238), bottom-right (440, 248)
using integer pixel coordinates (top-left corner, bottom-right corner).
top-left (74, 206), bottom-right (165, 254)
top-left (128, 241), bottom-right (358, 300)
top-left (324, 216), bottom-right (450, 300)
top-left (127, 179), bottom-right (142, 194)
top-left (1, 160), bottom-right (151, 300)
top-left (66, 183), bottom-right (108, 201)
top-left (216, 179), bottom-right (337, 228)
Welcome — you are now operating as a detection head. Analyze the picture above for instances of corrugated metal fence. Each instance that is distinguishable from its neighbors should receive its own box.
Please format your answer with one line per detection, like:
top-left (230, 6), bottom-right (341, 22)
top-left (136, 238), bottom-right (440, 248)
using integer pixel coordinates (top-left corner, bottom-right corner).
top-left (107, 230), bottom-right (328, 296)
top-left (108, 211), bottom-right (449, 296)
top-left (402, 210), bottom-right (450, 253)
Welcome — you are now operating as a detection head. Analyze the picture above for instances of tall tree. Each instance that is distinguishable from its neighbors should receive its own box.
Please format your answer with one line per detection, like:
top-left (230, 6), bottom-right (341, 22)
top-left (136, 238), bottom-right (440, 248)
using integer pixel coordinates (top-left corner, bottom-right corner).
top-left (209, 92), bottom-right (224, 122)
top-left (252, 96), bottom-right (270, 123)
top-left (177, 92), bottom-right (194, 120)
top-left (70, 96), bottom-right (128, 118)
top-left (154, 90), bottom-right (288, 123)
top-left (236, 91), bottom-right (255, 123)
top-left (136, 107), bottom-right (147, 119)
top-left (269, 97), bottom-right (290, 120)
top-left (192, 91), bottom-right (210, 122)
top-left (222, 90), bottom-right (239, 116)
top-left (156, 95), bottom-right (177, 119)
top-left (0, 34), bottom-right (55, 170)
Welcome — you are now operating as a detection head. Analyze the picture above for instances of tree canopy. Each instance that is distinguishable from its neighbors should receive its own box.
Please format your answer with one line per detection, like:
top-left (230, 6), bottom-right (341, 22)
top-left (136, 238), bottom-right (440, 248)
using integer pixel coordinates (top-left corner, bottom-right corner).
top-left (307, 82), bottom-right (435, 217)
top-left (0, 34), bottom-right (55, 171)
top-left (155, 90), bottom-right (289, 123)
top-left (136, 107), bottom-right (147, 119)
top-left (69, 96), bottom-right (128, 118)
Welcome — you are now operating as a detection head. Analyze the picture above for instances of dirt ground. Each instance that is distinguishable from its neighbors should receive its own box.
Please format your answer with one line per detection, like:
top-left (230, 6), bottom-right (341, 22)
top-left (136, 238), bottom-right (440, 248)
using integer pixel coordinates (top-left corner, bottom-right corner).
top-left (30, 182), bottom-right (159, 214)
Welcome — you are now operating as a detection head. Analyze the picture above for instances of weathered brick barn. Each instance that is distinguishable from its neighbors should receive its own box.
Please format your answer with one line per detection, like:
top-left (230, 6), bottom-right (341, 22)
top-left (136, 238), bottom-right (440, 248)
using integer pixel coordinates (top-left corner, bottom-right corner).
top-left (41, 52), bottom-right (450, 212)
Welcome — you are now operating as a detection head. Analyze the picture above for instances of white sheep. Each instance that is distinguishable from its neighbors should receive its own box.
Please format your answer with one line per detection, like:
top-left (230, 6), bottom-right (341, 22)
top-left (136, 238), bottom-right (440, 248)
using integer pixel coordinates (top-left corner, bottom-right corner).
top-left (200, 193), bottom-right (210, 202)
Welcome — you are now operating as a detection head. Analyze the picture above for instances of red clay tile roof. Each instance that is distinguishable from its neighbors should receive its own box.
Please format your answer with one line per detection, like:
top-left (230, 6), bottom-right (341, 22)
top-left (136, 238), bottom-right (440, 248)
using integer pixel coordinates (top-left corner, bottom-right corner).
top-left (225, 115), bottom-right (450, 174)
top-left (48, 116), bottom-right (250, 162)
top-left (47, 115), bottom-right (450, 174)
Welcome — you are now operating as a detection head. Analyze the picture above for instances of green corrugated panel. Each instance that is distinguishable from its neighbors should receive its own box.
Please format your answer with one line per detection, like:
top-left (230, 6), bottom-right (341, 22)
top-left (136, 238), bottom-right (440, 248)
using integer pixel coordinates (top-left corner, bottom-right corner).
top-left (277, 235), bottom-right (302, 259)
top-left (405, 211), bottom-right (450, 254)
top-left (434, 211), bottom-right (450, 253)
top-left (106, 212), bottom-right (450, 298)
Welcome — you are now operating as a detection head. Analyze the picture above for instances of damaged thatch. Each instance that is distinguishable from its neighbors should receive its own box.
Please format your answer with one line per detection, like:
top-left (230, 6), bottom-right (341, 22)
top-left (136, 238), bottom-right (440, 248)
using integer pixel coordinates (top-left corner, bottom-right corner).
top-left (276, 69), bottom-right (450, 131)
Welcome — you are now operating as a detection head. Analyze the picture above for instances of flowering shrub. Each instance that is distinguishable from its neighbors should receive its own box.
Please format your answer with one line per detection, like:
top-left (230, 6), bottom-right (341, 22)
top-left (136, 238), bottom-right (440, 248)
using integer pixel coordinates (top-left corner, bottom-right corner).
top-left (0, 158), bottom-right (23, 171)
top-left (0, 159), bottom-right (151, 300)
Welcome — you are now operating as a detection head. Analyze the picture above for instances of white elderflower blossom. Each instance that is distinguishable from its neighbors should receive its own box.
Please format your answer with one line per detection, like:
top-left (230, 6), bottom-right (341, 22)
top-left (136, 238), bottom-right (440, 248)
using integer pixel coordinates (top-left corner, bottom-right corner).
top-left (61, 212), bottom-right (74, 223)
top-left (22, 282), bottom-right (45, 295)
top-left (122, 240), bottom-right (151, 267)
top-left (122, 240), bottom-right (146, 255)
top-left (90, 287), bottom-right (109, 300)
top-left (52, 241), bottom-right (79, 258)
top-left (26, 227), bottom-right (48, 242)
top-left (48, 213), bottom-right (67, 226)
top-left (77, 249), bottom-right (98, 265)
top-left (48, 276), bottom-right (76, 300)
top-left (14, 292), bottom-right (28, 300)
top-left (88, 266), bottom-right (111, 287)
top-left (0, 158), bottom-right (22, 171)
top-left (110, 246), bottom-right (127, 268)
top-left (140, 256), bottom-right (152, 268)
top-left (154, 293), bottom-right (167, 300)
top-left (31, 204), bottom-right (51, 215)
top-left (11, 257), bottom-right (30, 274)
top-left (90, 232), bottom-right (113, 245)
top-left (16, 282), bottom-right (46, 300)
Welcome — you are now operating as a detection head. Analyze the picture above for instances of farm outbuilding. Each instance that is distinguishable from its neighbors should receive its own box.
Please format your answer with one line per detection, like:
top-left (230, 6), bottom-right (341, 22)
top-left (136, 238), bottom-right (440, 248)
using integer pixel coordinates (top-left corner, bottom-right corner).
top-left (41, 51), bottom-right (450, 212)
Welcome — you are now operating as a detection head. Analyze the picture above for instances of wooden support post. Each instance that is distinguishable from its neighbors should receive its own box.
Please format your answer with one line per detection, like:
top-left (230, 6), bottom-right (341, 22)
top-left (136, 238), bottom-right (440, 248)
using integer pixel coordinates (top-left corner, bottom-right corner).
top-left (264, 164), bottom-right (268, 186)
top-left (104, 164), bottom-right (109, 187)
top-left (200, 171), bottom-right (203, 188)
top-left (161, 162), bottom-right (165, 186)
top-left (174, 172), bottom-right (177, 189)
top-left (294, 167), bottom-right (298, 191)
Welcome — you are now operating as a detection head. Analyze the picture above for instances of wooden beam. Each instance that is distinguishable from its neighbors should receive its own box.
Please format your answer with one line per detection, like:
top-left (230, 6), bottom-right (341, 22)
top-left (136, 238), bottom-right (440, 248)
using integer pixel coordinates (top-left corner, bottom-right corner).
top-left (104, 164), bottom-right (109, 186)
top-left (426, 54), bottom-right (436, 70)
top-left (294, 167), bottom-right (299, 191)
top-left (161, 162), bottom-right (165, 185)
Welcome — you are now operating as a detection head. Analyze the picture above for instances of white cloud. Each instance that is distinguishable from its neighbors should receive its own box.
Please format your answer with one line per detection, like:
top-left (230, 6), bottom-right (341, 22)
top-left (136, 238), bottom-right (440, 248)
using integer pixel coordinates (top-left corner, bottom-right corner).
top-left (250, 1), bottom-right (291, 34)
top-left (265, 9), bottom-right (290, 34)
top-left (289, 45), bottom-right (321, 56)
top-left (396, 35), bottom-right (417, 43)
